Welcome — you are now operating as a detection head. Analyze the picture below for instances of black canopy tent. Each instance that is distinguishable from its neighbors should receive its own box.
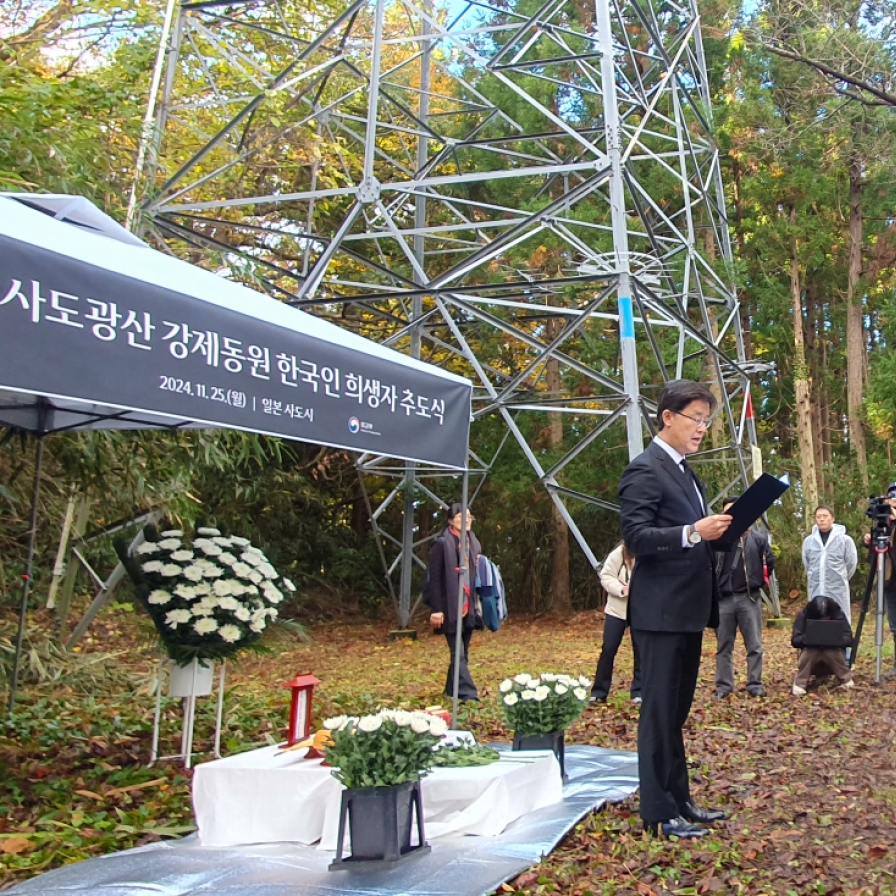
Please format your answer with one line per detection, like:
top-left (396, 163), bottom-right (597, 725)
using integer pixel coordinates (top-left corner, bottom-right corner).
top-left (0, 194), bottom-right (473, 716)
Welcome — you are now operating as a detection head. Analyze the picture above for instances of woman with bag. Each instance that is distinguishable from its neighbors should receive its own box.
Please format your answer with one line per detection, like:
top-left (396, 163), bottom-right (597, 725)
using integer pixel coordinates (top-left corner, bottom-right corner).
top-left (590, 541), bottom-right (641, 704)
top-left (425, 503), bottom-right (483, 702)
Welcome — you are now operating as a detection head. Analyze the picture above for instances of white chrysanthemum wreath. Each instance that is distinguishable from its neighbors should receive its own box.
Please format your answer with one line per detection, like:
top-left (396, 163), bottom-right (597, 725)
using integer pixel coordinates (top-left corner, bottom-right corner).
top-left (119, 524), bottom-right (297, 665)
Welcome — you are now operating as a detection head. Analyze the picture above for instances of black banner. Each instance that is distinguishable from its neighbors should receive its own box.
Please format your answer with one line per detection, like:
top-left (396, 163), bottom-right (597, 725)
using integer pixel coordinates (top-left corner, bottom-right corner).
top-left (0, 235), bottom-right (470, 469)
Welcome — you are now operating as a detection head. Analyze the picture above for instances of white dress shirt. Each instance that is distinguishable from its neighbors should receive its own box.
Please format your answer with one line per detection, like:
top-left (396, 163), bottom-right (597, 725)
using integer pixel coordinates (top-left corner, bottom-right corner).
top-left (653, 435), bottom-right (704, 547)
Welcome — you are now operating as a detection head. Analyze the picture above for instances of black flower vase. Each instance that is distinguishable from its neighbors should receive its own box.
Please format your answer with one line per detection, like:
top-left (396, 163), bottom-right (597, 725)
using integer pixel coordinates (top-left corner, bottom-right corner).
top-left (512, 730), bottom-right (566, 781)
top-left (328, 779), bottom-right (431, 870)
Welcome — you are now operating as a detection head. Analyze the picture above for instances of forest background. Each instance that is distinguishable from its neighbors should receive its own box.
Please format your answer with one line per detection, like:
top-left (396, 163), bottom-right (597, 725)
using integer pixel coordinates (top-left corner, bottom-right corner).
top-left (2, 0), bottom-right (896, 634)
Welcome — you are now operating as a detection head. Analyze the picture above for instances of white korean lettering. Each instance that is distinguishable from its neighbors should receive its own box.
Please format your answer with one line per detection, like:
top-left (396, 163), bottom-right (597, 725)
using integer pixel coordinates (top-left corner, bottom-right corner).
top-left (345, 373), bottom-right (363, 403)
top-left (321, 366), bottom-right (340, 398)
top-left (1, 279), bottom-right (47, 323)
top-left (121, 311), bottom-right (154, 350)
top-left (84, 299), bottom-right (121, 339)
top-left (247, 345), bottom-right (270, 379)
top-left (220, 337), bottom-right (246, 373)
top-left (276, 352), bottom-right (300, 387)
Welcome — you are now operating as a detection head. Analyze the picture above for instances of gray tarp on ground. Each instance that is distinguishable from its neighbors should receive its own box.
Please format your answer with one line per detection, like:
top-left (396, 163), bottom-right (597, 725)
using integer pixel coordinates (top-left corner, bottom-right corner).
top-left (7, 745), bottom-right (639, 896)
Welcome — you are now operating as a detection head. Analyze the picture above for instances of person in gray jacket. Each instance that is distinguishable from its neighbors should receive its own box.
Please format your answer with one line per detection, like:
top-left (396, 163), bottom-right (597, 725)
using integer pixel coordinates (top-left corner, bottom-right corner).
top-left (802, 505), bottom-right (858, 624)
top-left (714, 497), bottom-right (775, 699)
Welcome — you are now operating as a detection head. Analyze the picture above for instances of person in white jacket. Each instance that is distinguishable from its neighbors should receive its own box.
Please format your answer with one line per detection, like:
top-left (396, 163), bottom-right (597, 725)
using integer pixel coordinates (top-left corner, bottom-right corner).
top-left (802, 505), bottom-right (858, 624)
top-left (590, 542), bottom-right (641, 704)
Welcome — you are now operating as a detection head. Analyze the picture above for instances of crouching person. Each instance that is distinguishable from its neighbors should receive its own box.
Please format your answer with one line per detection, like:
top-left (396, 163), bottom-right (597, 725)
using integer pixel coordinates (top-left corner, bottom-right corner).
top-left (791, 595), bottom-right (855, 696)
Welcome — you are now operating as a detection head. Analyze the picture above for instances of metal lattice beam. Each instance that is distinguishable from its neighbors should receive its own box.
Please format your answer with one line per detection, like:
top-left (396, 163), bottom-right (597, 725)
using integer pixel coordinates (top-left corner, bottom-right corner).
top-left (132, 0), bottom-right (773, 625)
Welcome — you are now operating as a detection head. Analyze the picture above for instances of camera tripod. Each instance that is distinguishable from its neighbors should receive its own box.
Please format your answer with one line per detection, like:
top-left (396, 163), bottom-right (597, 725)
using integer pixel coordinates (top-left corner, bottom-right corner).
top-left (849, 527), bottom-right (891, 683)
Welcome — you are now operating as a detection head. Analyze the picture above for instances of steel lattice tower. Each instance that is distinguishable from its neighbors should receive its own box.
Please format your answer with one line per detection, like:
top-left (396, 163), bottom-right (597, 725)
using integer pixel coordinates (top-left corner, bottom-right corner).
top-left (131, 0), bottom-right (770, 625)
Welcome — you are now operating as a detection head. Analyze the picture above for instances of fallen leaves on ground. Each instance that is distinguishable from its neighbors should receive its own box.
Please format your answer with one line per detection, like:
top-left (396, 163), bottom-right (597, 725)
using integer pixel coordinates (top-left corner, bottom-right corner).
top-left (2, 607), bottom-right (896, 895)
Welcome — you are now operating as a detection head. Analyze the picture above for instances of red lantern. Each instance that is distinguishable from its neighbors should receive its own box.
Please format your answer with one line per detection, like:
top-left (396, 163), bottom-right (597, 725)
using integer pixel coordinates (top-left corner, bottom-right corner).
top-left (285, 672), bottom-right (321, 747)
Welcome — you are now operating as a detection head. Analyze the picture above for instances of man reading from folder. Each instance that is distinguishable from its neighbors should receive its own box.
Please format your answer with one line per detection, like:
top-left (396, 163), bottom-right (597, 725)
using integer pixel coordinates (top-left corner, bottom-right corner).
top-left (619, 380), bottom-right (732, 839)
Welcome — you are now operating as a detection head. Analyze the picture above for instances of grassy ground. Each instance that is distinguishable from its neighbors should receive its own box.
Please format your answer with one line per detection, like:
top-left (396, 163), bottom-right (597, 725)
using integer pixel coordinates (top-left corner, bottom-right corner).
top-left (2, 606), bottom-right (896, 895)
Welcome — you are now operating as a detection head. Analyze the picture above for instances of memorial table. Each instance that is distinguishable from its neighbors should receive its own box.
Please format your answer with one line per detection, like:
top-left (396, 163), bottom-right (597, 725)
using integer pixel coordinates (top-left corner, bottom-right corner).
top-left (192, 743), bottom-right (563, 849)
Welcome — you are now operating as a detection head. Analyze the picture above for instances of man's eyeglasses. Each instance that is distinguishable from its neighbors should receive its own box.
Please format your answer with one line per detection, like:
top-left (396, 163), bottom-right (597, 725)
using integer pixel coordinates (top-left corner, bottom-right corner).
top-left (674, 410), bottom-right (711, 429)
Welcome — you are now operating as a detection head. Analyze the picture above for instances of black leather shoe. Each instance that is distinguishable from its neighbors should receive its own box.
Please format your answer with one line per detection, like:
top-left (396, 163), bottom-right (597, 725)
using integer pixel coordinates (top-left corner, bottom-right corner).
top-left (645, 816), bottom-right (708, 839)
top-left (748, 686), bottom-right (766, 697)
top-left (680, 801), bottom-right (726, 824)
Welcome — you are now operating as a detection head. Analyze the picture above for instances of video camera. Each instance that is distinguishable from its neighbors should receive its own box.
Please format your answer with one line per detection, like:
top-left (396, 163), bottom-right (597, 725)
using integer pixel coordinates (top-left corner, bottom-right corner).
top-left (866, 492), bottom-right (895, 549)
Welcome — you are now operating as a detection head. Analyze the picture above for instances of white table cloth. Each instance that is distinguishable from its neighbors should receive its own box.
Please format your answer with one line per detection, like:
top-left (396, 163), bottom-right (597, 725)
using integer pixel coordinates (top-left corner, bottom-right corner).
top-left (193, 744), bottom-right (563, 849)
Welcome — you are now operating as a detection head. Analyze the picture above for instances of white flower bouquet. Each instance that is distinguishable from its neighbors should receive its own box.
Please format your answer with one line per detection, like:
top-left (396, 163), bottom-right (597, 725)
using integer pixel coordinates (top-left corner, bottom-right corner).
top-left (323, 710), bottom-right (449, 789)
top-left (118, 524), bottom-right (298, 665)
top-left (498, 673), bottom-right (590, 736)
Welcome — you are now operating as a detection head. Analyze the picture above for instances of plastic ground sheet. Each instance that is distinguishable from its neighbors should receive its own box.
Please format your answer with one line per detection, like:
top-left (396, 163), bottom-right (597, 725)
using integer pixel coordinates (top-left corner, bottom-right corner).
top-left (9, 745), bottom-right (639, 896)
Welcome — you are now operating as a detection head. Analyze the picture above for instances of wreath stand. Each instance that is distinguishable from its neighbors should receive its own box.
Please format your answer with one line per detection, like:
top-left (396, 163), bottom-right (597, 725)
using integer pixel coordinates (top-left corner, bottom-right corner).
top-left (149, 656), bottom-right (226, 769)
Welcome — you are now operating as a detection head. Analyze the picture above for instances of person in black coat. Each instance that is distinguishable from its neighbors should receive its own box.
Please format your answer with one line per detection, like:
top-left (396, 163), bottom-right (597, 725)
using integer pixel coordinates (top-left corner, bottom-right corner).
top-left (425, 503), bottom-right (482, 701)
top-left (619, 379), bottom-right (732, 839)
top-left (791, 595), bottom-right (854, 695)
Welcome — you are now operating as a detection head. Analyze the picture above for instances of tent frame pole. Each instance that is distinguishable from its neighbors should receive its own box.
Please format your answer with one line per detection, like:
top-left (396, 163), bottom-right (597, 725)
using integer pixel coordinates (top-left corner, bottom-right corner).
top-left (7, 431), bottom-right (45, 716)
top-left (450, 471), bottom-right (470, 729)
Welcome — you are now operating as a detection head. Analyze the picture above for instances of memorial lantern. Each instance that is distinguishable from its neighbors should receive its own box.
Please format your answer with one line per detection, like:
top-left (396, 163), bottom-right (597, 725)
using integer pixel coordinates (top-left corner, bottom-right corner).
top-left (285, 672), bottom-right (321, 747)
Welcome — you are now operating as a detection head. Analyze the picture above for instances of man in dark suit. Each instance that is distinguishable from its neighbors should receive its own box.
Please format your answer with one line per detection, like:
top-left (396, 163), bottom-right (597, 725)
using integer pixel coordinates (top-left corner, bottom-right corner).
top-left (619, 380), bottom-right (732, 839)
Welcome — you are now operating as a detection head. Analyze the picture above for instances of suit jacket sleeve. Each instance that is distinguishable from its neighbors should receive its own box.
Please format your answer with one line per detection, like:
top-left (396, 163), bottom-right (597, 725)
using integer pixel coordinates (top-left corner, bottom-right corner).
top-left (619, 459), bottom-right (689, 557)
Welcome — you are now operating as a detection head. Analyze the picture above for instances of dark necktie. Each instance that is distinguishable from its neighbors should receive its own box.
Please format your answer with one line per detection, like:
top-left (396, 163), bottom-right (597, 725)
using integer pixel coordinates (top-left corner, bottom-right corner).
top-left (680, 459), bottom-right (705, 514)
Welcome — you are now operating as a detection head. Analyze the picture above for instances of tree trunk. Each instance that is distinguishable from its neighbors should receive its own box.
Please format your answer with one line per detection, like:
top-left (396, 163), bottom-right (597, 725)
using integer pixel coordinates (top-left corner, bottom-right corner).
top-left (812, 397), bottom-right (826, 494)
top-left (788, 207), bottom-right (819, 524)
top-left (804, 280), bottom-right (826, 495)
top-left (352, 494), bottom-right (368, 536)
top-left (819, 328), bottom-right (832, 470)
top-left (846, 150), bottom-right (868, 487)
top-left (545, 314), bottom-right (571, 616)
top-left (731, 158), bottom-right (752, 358)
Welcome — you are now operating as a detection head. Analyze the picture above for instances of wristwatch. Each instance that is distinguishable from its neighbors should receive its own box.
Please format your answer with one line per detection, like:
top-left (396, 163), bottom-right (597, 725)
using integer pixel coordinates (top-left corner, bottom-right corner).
top-left (687, 525), bottom-right (703, 545)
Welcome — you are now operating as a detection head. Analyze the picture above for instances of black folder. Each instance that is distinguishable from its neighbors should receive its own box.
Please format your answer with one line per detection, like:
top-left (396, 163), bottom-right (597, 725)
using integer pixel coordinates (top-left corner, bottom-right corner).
top-left (714, 473), bottom-right (790, 548)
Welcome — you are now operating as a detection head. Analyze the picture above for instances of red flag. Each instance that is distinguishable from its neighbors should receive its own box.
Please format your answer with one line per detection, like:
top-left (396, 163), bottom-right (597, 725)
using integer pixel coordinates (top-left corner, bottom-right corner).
top-left (745, 391), bottom-right (754, 420)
